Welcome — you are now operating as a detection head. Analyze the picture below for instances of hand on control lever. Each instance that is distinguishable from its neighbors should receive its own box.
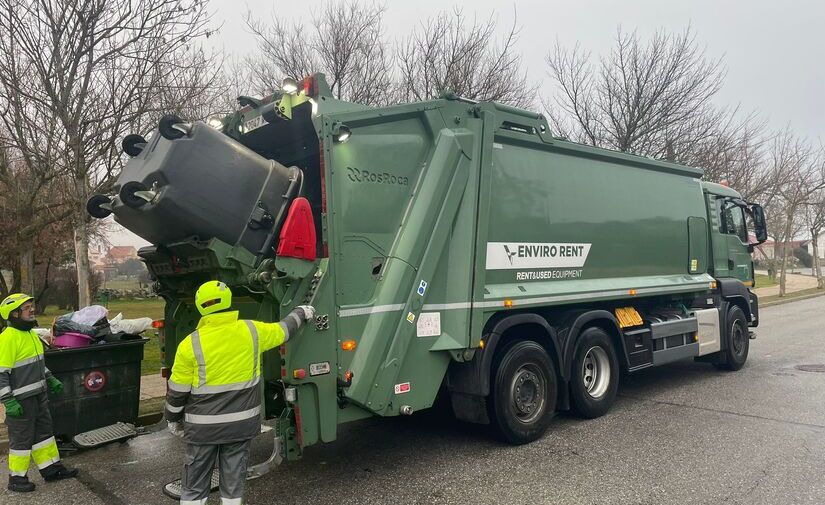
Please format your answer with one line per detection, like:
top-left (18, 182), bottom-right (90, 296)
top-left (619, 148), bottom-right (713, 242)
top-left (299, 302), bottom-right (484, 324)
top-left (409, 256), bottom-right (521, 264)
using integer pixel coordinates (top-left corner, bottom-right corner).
top-left (295, 305), bottom-right (316, 322)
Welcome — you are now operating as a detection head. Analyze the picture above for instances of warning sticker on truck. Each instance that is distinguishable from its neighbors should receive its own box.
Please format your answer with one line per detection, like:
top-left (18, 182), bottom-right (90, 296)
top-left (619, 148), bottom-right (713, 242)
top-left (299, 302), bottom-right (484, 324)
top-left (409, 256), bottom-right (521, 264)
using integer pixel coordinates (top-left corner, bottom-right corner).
top-left (394, 382), bottom-right (411, 394)
top-left (416, 312), bottom-right (441, 337)
top-left (309, 362), bottom-right (331, 376)
top-left (486, 242), bottom-right (592, 270)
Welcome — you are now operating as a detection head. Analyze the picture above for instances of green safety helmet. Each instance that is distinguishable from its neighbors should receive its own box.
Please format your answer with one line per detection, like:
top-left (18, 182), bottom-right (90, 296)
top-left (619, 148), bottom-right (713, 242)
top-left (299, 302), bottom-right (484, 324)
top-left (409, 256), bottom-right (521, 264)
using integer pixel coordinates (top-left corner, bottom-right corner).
top-left (195, 281), bottom-right (232, 316)
top-left (1, 293), bottom-right (34, 320)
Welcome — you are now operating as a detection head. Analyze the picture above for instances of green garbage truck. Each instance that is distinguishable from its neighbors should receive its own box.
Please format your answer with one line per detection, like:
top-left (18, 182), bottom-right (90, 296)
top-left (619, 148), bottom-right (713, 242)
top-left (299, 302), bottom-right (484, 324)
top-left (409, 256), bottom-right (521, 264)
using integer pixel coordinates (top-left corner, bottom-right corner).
top-left (87, 74), bottom-right (768, 460)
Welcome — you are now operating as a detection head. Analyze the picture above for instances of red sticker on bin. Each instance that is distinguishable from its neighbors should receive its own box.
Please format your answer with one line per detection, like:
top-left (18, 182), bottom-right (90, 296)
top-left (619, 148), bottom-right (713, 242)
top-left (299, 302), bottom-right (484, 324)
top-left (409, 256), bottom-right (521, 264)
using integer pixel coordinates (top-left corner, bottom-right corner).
top-left (394, 382), bottom-right (411, 394)
top-left (84, 371), bottom-right (107, 392)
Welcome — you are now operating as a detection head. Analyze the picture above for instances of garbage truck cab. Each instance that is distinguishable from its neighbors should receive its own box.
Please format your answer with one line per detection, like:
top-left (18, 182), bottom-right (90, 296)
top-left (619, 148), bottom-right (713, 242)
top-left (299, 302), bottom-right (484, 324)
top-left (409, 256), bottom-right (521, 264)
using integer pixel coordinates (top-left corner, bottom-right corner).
top-left (88, 74), bottom-right (768, 472)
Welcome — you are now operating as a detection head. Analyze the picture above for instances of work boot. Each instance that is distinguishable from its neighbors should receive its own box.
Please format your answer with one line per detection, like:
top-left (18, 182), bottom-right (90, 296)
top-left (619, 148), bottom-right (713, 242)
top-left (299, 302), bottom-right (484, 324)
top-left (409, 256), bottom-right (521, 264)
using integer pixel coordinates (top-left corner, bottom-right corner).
top-left (41, 463), bottom-right (79, 482)
top-left (8, 475), bottom-right (36, 493)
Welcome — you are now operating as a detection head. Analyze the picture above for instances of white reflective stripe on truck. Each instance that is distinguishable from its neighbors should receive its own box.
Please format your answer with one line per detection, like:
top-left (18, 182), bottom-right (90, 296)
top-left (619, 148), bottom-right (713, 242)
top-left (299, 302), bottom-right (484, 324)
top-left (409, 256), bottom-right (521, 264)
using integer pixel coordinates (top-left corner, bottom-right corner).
top-left (338, 281), bottom-right (714, 317)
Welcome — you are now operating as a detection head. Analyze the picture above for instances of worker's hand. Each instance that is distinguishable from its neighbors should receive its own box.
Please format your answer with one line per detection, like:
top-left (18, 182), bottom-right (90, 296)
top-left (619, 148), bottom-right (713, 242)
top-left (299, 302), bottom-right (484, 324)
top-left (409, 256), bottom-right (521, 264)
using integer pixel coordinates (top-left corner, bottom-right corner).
top-left (167, 421), bottom-right (184, 438)
top-left (295, 305), bottom-right (316, 322)
top-left (3, 398), bottom-right (23, 418)
top-left (47, 376), bottom-right (64, 395)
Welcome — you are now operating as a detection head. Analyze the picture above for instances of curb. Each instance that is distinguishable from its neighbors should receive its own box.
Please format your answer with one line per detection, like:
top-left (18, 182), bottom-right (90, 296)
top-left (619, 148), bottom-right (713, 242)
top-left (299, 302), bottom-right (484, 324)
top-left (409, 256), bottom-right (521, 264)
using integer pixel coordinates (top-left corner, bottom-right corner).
top-left (761, 290), bottom-right (825, 307)
top-left (137, 411), bottom-right (164, 426)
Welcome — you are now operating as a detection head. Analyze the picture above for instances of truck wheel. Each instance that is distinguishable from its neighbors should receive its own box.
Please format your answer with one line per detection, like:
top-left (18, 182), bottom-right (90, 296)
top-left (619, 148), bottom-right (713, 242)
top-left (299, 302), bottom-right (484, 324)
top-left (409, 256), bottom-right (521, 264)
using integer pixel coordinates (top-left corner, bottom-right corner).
top-left (489, 340), bottom-right (557, 445)
top-left (570, 327), bottom-right (619, 418)
top-left (716, 305), bottom-right (749, 371)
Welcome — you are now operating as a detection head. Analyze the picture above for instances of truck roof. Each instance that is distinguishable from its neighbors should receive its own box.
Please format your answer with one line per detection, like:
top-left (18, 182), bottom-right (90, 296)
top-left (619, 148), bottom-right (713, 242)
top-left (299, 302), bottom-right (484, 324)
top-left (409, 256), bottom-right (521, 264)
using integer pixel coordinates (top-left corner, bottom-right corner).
top-left (701, 181), bottom-right (742, 198)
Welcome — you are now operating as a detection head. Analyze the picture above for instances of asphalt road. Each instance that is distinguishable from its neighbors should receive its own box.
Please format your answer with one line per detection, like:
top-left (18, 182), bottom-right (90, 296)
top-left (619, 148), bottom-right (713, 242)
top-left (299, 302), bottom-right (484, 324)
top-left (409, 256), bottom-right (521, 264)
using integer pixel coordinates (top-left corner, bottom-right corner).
top-left (3, 296), bottom-right (825, 505)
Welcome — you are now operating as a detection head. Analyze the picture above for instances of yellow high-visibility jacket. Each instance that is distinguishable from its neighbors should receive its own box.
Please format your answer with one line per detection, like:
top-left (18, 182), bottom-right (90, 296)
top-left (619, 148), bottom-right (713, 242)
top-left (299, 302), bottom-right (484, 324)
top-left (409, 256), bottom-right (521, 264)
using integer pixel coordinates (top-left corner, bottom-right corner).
top-left (0, 326), bottom-right (54, 401)
top-left (165, 311), bottom-right (287, 444)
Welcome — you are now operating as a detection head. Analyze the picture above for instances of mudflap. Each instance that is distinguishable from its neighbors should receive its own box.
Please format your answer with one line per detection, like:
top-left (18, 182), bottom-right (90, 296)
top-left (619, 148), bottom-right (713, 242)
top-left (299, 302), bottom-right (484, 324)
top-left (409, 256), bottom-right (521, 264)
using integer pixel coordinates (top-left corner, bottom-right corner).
top-left (162, 424), bottom-right (284, 500)
top-left (71, 422), bottom-right (139, 449)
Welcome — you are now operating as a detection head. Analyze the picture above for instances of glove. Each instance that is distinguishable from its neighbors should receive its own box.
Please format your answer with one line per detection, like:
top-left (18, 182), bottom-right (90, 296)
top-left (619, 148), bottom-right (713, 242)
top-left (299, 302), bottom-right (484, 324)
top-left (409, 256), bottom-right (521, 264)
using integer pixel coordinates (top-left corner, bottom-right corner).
top-left (167, 420), bottom-right (184, 438)
top-left (47, 376), bottom-right (64, 395)
top-left (295, 305), bottom-right (316, 322)
top-left (3, 398), bottom-right (23, 418)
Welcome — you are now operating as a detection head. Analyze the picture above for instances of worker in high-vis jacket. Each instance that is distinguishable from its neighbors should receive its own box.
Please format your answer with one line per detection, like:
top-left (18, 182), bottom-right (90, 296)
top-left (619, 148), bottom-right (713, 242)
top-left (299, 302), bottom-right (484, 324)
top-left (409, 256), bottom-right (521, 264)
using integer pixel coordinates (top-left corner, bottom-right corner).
top-left (165, 280), bottom-right (315, 505)
top-left (0, 293), bottom-right (78, 493)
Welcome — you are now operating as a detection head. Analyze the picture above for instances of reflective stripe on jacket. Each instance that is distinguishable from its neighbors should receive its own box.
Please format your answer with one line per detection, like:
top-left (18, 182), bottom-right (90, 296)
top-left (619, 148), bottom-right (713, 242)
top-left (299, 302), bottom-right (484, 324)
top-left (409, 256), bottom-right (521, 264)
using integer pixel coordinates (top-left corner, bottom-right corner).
top-left (0, 326), bottom-right (53, 401)
top-left (165, 311), bottom-right (286, 444)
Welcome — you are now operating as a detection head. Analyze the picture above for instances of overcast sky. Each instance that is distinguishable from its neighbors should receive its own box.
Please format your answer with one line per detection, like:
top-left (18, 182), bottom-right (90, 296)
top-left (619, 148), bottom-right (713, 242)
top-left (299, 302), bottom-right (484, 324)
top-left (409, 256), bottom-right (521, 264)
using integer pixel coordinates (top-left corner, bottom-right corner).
top-left (110, 0), bottom-right (825, 247)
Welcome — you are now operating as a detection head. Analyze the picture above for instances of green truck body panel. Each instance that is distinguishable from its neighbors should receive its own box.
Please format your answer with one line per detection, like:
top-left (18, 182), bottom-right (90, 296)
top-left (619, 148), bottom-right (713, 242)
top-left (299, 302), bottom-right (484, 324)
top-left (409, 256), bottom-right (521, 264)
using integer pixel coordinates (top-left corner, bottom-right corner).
top-left (111, 75), bottom-right (759, 457)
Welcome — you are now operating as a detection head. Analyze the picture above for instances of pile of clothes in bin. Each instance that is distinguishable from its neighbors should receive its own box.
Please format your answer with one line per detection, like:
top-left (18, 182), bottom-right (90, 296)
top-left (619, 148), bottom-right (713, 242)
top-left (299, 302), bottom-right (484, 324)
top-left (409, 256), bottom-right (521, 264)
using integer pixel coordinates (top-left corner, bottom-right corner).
top-left (49, 305), bottom-right (153, 348)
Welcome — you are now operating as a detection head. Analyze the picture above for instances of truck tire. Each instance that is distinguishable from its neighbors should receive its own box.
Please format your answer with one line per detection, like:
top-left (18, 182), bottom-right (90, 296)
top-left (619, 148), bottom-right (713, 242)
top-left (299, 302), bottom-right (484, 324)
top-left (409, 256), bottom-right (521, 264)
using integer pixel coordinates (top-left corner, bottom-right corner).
top-left (570, 327), bottom-right (619, 418)
top-left (489, 340), bottom-right (557, 445)
top-left (715, 305), bottom-right (749, 371)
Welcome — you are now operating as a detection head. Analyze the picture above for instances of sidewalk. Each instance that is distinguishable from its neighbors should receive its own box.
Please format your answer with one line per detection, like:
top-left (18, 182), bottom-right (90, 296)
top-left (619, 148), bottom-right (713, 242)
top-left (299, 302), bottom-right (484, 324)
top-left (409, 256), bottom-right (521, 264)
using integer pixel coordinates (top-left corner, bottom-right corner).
top-left (753, 272), bottom-right (820, 297)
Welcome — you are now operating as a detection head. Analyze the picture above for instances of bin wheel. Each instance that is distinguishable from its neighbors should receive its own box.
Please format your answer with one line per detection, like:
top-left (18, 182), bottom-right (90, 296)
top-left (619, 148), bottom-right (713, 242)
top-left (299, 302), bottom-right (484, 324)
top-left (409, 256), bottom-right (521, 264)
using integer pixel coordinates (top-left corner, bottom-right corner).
top-left (122, 134), bottom-right (147, 157)
top-left (158, 114), bottom-right (186, 140)
top-left (86, 194), bottom-right (113, 219)
top-left (120, 181), bottom-right (149, 209)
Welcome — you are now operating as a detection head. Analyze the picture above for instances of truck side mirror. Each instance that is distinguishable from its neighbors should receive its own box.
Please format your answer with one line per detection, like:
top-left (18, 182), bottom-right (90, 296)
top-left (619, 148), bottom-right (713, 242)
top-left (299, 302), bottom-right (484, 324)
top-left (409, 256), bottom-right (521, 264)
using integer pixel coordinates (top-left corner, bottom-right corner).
top-left (750, 204), bottom-right (768, 243)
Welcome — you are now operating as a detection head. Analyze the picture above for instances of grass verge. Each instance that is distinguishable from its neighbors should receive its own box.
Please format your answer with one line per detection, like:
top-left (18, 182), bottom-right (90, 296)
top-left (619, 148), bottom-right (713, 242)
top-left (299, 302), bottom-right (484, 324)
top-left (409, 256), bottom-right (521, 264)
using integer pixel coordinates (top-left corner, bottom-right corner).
top-left (761, 287), bottom-right (825, 305)
top-left (754, 273), bottom-right (778, 288)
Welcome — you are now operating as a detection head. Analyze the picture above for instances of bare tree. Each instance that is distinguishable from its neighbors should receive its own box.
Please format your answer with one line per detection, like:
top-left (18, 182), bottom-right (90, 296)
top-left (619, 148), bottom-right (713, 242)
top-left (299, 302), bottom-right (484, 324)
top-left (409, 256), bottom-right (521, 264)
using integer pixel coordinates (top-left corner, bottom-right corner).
top-left (545, 26), bottom-right (728, 157)
top-left (245, 0), bottom-right (394, 105)
top-left (0, 42), bottom-right (72, 295)
top-left (146, 47), bottom-right (227, 124)
top-left (804, 186), bottom-right (825, 288)
top-left (767, 129), bottom-right (825, 295)
top-left (0, 0), bottom-right (214, 306)
top-left (398, 9), bottom-right (537, 107)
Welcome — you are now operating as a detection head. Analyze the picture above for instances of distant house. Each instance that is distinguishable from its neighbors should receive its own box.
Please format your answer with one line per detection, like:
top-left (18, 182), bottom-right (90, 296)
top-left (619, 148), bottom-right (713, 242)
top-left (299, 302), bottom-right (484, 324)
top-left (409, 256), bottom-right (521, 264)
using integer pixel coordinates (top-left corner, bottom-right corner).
top-left (89, 244), bottom-right (108, 272)
top-left (751, 235), bottom-right (806, 261)
top-left (106, 246), bottom-right (139, 265)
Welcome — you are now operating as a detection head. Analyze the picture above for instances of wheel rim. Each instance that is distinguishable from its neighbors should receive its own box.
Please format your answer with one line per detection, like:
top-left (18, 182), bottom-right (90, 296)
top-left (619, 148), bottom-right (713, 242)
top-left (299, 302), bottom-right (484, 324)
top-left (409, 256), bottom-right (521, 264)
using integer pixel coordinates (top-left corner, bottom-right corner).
top-left (582, 346), bottom-right (611, 399)
top-left (731, 320), bottom-right (746, 355)
top-left (509, 364), bottom-right (546, 424)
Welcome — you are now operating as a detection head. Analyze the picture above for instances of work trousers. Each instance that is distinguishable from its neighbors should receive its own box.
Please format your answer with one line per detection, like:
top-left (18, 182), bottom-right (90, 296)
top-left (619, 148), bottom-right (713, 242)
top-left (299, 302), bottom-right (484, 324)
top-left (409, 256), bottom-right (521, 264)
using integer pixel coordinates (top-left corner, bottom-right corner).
top-left (5, 393), bottom-right (61, 478)
top-left (180, 439), bottom-right (251, 505)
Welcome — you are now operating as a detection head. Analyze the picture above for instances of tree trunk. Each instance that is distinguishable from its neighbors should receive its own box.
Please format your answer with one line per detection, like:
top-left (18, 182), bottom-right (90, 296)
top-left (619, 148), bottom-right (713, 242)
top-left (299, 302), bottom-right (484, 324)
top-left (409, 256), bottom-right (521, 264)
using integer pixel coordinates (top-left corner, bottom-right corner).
top-left (779, 213), bottom-right (794, 297)
top-left (34, 257), bottom-right (52, 314)
top-left (0, 268), bottom-right (9, 298)
top-left (812, 229), bottom-right (824, 289)
top-left (18, 242), bottom-right (35, 295)
top-left (779, 240), bottom-right (788, 296)
top-left (74, 217), bottom-right (92, 307)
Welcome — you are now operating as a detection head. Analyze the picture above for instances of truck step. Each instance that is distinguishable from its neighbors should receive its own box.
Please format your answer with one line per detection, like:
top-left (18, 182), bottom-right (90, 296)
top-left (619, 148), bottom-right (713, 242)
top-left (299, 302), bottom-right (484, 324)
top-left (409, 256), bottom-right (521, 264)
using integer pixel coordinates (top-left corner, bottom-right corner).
top-left (72, 422), bottom-right (137, 449)
top-left (163, 469), bottom-right (219, 500)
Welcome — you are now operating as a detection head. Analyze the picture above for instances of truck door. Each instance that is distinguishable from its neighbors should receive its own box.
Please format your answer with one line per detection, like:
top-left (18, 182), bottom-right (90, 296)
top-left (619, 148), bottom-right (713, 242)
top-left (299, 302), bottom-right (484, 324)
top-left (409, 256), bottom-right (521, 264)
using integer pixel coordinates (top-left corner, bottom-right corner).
top-left (719, 201), bottom-right (753, 282)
